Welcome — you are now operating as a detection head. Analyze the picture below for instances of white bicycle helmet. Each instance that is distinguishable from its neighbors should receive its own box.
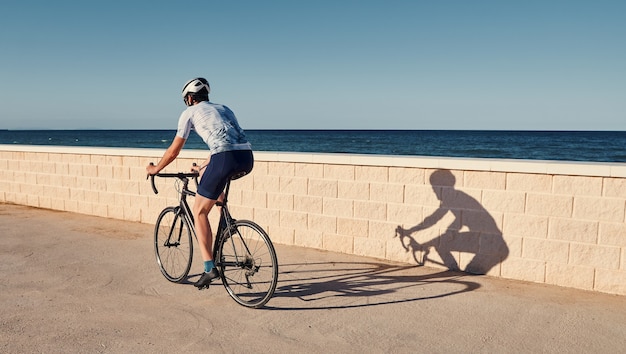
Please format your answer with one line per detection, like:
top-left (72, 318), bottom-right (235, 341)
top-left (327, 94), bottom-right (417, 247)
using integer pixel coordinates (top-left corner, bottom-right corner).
top-left (181, 77), bottom-right (210, 98)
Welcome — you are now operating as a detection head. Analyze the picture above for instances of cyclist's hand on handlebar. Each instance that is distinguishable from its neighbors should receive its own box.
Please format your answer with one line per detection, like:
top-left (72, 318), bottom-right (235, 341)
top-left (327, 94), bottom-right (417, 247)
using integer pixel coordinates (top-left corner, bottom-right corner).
top-left (146, 163), bottom-right (160, 177)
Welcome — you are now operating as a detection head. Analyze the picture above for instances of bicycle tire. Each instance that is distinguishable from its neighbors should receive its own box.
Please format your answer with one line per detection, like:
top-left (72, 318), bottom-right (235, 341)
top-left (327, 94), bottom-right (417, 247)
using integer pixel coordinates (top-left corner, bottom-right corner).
top-left (217, 220), bottom-right (278, 308)
top-left (154, 207), bottom-right (193, 283)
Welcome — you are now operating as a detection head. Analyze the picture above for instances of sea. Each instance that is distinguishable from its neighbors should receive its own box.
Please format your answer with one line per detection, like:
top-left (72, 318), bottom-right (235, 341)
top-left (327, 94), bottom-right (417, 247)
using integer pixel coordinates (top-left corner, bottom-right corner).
top-left (1, 129), bottom-right (626, 163)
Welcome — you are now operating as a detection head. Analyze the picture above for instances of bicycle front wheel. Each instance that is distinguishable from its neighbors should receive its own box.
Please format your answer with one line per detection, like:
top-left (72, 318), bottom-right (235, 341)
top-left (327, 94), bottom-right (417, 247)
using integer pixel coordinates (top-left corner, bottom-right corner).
top-left (154, 207), bottom-right (193, 283)
top-left (217, 220), bottom-right (278, 308)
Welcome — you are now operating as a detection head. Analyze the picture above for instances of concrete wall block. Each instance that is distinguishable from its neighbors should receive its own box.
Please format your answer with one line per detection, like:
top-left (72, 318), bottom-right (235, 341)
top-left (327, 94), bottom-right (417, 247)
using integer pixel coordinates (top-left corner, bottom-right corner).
top-left (252, 208), bottom-right (280, 226)
top-left (36, 173), bottom-right (51, 186)
top-left (323, 198), bottom-right (353, 218)
top-left (501, 257), bottom-right (546, 283)
top-left (426, 169), bottom-right (461, 186)
top-left (106, 179), bottom-right (123, 193)
top-left (308, 178), bottom-right (338, 198)
top-left (269, 161), bottom-right (295, 176)
top-left (502, 234), bottom-right (523, 258)
top-left (387, 203), bottom-right (422, 225)
top-left (295, 229), bottom-right (323, 249)
top-left (482, 190), bottom-right (526, 213)
top-left (569, 243), bottom-right (620, 269)
top-left (82, 164), bottom-right (98, 178)
top-left (389, 167), bottom-right (424, 185)
top-left (603, 177), bottom-right (626, 198)
top-left (90, 155), bottom-right (107, 165)
top-left (464, 171), bottom-right (506, 190)
top-left (55, 162), bottom-right (69, 176)
top-left (368, 220), bottom-right (398, 240)
top-left (92, 204), bottom-right (109, 219)
top-left (526, 193), bottom-right (573, 217)
top-left (461, 209), bottom-right (503, 234)
top-left (599, 222), bottom-right (626, 247)
top-left (253, 174), bottom-right (280, 193)
top-left (267, 226), bottom-right (294, 245)
top-left (573, 196), bottom-right (625, 222)
top-left (354, 200), bottom-right (387, 221)
top-left (548, 218), bottom-right (598, 244)
top-left (506, 173), bottom-right (552, 192)
top-left (324, 164), bottom-right (355, 180)
top-left (8, 160), bottom-right (20, 172)
top-left (370, 183), bottom-right (404, 203)
top-left (26, 194), bottom-right (38, 207)
top-left (229, 205), bottom-right (254, 220)
top-left (353, 236), bottom-right (385, 259)
top-left (242, 190), bottom-right (267, 208)
top-left (295, 163), bottom-right (323, 178)
top-left (594, 269), bottom-right (626, 295)
top-left (337, 180), bottom-right (369, 201)
top-left (279, 176), bottom-right (308, 195)
top-left (70, 188), bottom-right (85, 202)
top-left (355, 165), bottom-right (388, 182)
top-left (98, 165), bottom-right (114, 179)
top-left (322, 233), bottom-right (353, 254)
top-left (267, 192), bottom-right (294, 211)
top-left (121, 180), bottom-right (140, 195)
top-left (279, 210), bottom-right (308, 229)
top-left (64, 199), bottom-right (79, 213)
top-left (441, 187), bottom-right (483, 210)
top-left (123, 205), bottom-right (141, 222)
top-left (308, 213), bottom-right (337, 234)
top-left (546, 263), bottom-right (595, 291)
top-left (75, 176), bottom-right (92, 191)
top-left (553, 175), bottom-right (603, 196)
top-left (385, 239), bottom-right (417, 264)
top-left (50, 198), bottom-right (64, 211)
top-left (522, 237), bottom-right (570, 263)
top-left (53, 186), bottom-right (71, 201)
top-left (38, 196), bottom-right (52, 209)
top-left (337, 217), bottom-right (368, 237)
top-left (129, 167), bottom-right (147, 181)
top-left (294, 195), bottom-right (323, 214)
top-left (76, 201), bottom-right (94, 216)
top-left (404, 184), bottom-right (440, 207)
top-left (104, 155), bottom-right (123, 166)
top-left (251, 161), bottom-right (268, 175)
top-left (113, 166), bottom-right (129, 180)
top-left (503, 213), bottom-right (549, 238)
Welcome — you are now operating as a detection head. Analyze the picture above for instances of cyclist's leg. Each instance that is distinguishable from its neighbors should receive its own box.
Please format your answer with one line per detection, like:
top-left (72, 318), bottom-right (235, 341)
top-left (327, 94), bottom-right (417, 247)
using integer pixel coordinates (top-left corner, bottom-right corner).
top-left (193, 152), bottom-right (232, 288)
top-left (193, 194), bottom-right (218, 263)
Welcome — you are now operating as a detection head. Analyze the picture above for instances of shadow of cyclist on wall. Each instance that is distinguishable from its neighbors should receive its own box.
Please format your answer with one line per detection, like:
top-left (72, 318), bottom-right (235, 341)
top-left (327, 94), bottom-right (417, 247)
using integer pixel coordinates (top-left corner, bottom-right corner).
top-left (396, 169), bottom-right (509, 275)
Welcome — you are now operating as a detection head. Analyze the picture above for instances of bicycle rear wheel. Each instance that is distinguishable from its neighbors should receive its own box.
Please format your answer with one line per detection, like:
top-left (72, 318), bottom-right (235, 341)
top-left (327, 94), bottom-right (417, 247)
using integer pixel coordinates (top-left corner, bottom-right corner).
top-left (217, 220), bottom-right (278, 308)
top-left (154, 207), bottom-right (193, 283)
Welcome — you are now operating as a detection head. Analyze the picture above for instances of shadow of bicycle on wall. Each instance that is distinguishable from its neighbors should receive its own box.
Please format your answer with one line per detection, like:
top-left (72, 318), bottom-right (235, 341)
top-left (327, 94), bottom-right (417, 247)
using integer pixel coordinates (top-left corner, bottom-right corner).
top-left (265, 261), bottom-right (480, 310)
top-left (264, 169), bottom-right (509, 311)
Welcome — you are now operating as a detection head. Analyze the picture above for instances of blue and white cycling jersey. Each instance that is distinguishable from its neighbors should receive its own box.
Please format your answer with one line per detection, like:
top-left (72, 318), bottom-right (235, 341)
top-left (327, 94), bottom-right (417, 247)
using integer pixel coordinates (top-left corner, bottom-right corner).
top-left (176, 101), bottom-right (251, 154)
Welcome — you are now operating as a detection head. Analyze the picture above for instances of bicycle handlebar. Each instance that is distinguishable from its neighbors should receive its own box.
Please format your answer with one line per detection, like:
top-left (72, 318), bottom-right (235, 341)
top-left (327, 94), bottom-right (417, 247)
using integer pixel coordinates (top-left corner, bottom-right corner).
top-left (147, 162), bottom-right (199, 194)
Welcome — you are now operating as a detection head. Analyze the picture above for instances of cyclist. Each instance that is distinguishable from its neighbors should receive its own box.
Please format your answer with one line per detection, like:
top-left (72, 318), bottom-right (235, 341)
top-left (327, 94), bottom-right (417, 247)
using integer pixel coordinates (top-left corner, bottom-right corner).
top-left (146, 77), bottom-right (254, 289)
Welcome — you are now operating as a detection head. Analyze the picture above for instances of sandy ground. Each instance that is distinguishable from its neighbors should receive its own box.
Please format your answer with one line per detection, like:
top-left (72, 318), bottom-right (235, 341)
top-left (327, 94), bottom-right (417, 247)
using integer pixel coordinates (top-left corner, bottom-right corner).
top-left (1, 203), bottom-right (625, 353)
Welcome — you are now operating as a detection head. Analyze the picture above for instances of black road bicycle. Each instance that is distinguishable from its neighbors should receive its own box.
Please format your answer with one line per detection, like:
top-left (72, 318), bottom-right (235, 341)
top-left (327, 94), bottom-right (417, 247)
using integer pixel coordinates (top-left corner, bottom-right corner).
top-left (148, 167), bottom-right (278, 308)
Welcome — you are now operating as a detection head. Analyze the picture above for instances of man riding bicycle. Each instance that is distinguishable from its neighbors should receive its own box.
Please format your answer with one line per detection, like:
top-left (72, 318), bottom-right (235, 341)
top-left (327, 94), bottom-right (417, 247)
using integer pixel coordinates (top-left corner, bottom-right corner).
top-left (146, 77), bottom-right (254, 289)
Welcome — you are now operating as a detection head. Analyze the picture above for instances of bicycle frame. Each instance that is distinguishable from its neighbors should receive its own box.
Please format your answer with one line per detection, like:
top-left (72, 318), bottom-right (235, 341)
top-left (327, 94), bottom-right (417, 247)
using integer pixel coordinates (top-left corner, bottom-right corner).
top-left (150, 171), bottom-right (241, 262)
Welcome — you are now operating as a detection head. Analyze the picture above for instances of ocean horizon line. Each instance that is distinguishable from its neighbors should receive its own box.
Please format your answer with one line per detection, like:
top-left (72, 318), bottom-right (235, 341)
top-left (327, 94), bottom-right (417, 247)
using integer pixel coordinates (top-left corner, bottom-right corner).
top-left (3, 128), bottom-right (626, 133)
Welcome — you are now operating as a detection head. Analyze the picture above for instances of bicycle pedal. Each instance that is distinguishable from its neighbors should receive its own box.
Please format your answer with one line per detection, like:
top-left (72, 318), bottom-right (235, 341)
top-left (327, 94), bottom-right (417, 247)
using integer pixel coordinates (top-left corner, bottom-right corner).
top-left (197, 284), bottom-right (210, 290)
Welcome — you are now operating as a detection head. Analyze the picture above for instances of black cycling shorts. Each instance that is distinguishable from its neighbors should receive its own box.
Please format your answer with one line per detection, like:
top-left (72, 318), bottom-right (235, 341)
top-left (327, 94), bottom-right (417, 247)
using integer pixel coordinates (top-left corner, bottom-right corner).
top-left (197, 150), bottom-right (254, 200)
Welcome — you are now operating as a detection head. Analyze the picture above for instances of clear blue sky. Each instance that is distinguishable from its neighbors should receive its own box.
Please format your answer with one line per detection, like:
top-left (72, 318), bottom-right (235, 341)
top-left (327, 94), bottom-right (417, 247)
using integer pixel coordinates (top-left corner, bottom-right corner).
top-left (1, 0), bottom-right (624, 130)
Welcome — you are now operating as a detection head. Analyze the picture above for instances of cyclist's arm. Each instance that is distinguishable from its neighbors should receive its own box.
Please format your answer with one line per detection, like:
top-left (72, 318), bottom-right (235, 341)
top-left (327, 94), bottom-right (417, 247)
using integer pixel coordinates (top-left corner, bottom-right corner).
top-left (147, 136), bottom-right (186, 175)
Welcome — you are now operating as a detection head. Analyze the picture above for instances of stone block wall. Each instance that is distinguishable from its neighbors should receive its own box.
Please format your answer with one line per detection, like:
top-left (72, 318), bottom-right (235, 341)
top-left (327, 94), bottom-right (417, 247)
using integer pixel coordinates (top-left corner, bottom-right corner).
top-left (1, 145), bottom-right (625, 296)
